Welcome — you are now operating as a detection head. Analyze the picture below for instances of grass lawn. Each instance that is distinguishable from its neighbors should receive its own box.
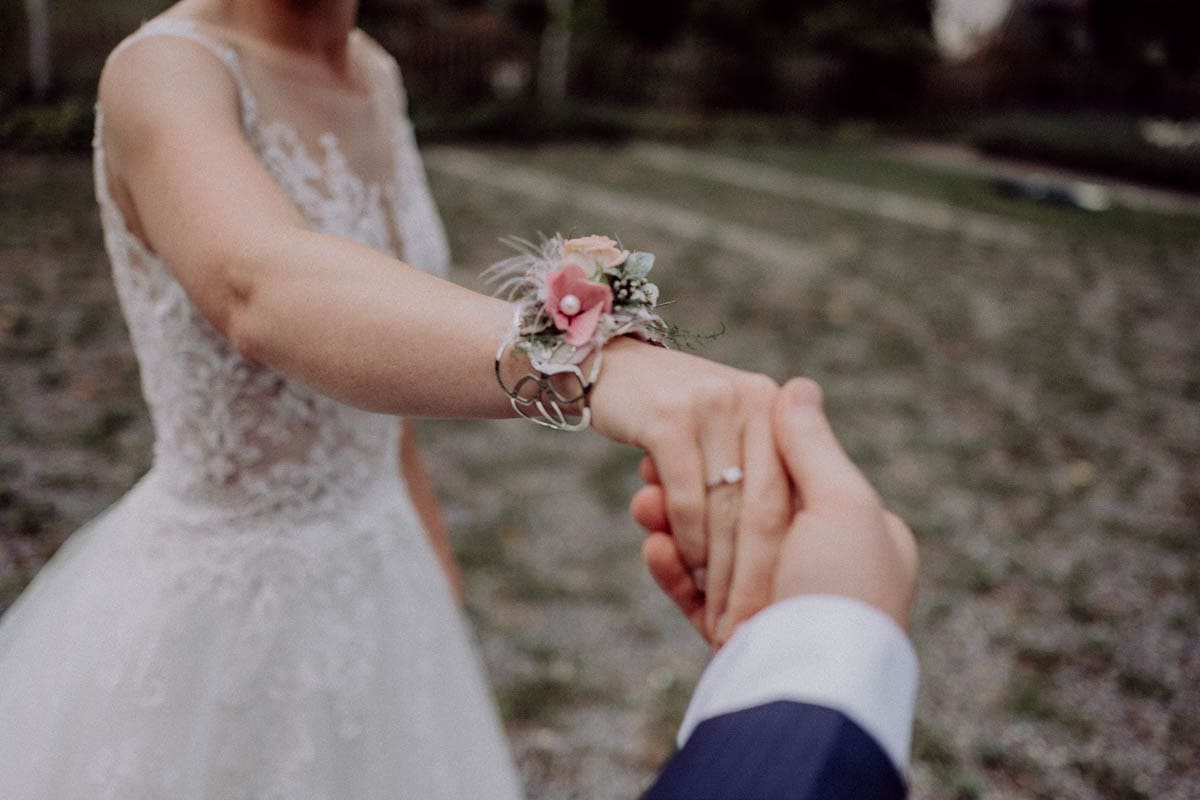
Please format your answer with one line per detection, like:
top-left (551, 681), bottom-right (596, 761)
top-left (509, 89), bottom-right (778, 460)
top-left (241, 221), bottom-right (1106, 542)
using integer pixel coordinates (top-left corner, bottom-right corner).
top-left (2, 143), bottom-right (1198, 799)
top-left (727, 142), bottom-right (1200, 244)
top-left (485, 141), bottom-right (1200, 245)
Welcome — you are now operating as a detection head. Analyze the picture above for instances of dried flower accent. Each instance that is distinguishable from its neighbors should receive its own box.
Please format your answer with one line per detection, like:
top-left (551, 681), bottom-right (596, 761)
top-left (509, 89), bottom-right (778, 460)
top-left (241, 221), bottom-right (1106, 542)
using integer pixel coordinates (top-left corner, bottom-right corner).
top-left (485, 234), bottom-right (674, 431)
top-left (485, 234), bottom-right (670, 373)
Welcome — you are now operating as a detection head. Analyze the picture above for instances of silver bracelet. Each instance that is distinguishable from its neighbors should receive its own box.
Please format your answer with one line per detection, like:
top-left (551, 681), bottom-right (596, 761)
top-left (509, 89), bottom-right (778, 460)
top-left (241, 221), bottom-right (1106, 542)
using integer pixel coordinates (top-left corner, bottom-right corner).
top-left (494, 339), bottom-right (603, 432)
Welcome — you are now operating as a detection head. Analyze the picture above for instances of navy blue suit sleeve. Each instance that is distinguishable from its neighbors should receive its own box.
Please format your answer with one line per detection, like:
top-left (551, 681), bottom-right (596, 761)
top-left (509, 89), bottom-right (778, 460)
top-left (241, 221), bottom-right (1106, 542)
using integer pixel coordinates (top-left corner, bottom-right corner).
top-left (643, 701), bottom-right (907, 800)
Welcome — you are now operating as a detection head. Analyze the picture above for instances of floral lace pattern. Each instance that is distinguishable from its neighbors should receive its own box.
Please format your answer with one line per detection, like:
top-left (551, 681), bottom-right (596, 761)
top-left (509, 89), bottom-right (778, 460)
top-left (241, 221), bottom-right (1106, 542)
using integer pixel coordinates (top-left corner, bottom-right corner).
top-left (94, 18), bottom-right (451, 524)
top-left (259, 124), bottom-right (395, 254)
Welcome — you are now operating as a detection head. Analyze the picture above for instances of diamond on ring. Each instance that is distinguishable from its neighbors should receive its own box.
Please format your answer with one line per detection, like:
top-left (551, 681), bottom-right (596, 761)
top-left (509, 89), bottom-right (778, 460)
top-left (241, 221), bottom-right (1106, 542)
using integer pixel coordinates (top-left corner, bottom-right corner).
top-left (706, 466), bottom-right (745, 490)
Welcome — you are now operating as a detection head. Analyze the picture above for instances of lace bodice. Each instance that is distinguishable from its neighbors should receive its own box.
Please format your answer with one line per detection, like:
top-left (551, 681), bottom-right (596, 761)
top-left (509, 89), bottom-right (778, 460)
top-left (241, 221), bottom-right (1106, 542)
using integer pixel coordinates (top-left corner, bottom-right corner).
top-left (94, 19), bottom-right (451, 524)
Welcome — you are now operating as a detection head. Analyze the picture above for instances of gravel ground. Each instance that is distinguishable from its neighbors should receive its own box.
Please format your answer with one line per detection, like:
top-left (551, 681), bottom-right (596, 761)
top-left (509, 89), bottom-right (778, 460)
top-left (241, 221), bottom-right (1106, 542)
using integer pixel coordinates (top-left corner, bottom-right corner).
top-left (2, 146), bottom-right (1198, 799)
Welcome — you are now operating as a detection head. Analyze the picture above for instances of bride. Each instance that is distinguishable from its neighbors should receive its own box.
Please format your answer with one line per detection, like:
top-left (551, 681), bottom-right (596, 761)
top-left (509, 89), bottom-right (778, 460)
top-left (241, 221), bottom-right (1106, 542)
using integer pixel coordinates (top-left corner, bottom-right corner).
top-left (0, 0), bottom-right (793, 797)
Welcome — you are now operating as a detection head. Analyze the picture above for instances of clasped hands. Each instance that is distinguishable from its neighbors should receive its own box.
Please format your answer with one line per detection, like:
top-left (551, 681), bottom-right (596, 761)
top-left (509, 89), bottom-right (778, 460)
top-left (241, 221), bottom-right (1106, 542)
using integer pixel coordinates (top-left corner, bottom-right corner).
top-left (590, 339), bottom-right (917, 647)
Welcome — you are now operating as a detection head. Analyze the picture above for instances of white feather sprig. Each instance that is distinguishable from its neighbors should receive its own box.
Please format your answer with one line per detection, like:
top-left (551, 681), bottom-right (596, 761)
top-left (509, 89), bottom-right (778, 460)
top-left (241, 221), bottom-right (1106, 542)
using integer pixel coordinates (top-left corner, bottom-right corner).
top-left (481, 235), bottom-right (566, 303)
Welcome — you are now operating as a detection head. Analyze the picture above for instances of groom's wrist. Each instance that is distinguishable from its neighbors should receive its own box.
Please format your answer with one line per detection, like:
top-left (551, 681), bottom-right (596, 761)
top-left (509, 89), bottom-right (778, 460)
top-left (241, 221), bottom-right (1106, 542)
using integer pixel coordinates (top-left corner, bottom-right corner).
top-left (677, 594), bottom-right (919, 773)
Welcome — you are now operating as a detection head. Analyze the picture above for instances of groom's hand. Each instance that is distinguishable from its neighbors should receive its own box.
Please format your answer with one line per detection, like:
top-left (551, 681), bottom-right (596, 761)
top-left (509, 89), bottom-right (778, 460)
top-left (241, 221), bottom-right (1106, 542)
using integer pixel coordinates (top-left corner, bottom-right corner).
top-left (632, 378), bottom-right (918, 638)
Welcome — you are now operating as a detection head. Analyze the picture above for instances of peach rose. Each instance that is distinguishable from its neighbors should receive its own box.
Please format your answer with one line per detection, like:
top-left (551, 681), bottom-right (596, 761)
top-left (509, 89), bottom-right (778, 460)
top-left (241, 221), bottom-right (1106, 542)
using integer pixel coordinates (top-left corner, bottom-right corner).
top-left (563, 235), bottom-right (630, 271)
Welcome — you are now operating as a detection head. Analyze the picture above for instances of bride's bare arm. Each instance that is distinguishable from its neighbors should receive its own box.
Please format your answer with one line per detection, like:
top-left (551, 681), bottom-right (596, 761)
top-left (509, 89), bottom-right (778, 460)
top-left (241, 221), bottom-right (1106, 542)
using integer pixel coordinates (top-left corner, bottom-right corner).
top-left (99, 38), bottom-right (516, 419)
top-left (99, 37), bottom-right (790, 644)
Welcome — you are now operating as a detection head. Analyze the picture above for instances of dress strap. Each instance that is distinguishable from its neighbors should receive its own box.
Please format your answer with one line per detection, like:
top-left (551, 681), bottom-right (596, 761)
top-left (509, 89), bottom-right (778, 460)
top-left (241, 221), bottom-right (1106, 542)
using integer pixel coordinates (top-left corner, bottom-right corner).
top-left (350, 29), bottom-right (409, 113)
top-left (107, 18), bottom-right (259, 133)
top-left (351, 31), bottom-right (452, 277)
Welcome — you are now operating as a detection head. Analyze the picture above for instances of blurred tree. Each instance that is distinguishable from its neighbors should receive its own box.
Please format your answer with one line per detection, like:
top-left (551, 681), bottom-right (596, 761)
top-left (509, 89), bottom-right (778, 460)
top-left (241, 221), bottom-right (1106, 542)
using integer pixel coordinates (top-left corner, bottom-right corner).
top-left (686, 0), bottom-right (806, 109)
top-left (983, 0), bottom-right (1200, 114)
top-left (540, 0), bottom-right (574, 105)
top-left (601, 0), bottom-right (690, 48)
top-left (1090, 0), bottom-right (1200, 112)
top-left (1089, 0), bottom-right (1200, 74)
top-left (802, 0), bottom-right (935, 115)
top-left (23, 0), bottom-right (52, 100)
top-left (688, 0), bottom-right (804, 44)
top-left (580, 0), bottom-right (933, 113)
top-left (506, 0), bottom-right (550, 35)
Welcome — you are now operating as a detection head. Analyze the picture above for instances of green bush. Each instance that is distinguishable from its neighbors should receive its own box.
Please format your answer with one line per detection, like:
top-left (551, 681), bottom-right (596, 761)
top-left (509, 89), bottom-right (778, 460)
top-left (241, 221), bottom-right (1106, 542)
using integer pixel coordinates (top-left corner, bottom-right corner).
top-left (0, 98), bottom-right (95, 152)
top-left (411, 99), bottom-right (823, 145)
top-left (412, 98), bottom-right (627, 144)
top-left (973, 113), bottom-right (1200, 193)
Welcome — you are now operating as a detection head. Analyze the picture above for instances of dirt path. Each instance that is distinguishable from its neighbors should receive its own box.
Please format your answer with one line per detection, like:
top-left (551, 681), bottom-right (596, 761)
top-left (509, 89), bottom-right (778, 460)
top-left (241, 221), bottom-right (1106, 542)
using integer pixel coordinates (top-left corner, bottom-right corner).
top-left (626, 143), bottom-right (1040, 247)
top-left (424, 148), bottom-right (832, 273)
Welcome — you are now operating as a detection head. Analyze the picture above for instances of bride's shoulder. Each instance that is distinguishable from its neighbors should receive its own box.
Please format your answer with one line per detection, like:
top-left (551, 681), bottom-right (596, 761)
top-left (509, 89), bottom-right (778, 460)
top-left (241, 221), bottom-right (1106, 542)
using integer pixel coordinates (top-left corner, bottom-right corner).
top-left (98, 15), bottom-right (248, 186)
top-left (99, 16), bottom-right (244, 131)
top-left (353, 28), bottom-right (395, 67)
top-left (352, 28), bottom-right (407, 87)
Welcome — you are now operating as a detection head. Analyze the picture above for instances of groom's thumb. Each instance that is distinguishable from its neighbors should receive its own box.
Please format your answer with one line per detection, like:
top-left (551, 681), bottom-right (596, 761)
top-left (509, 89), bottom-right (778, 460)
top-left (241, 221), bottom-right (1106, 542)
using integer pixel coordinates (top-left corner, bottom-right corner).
top-left (773, 379), bottom-right (877, 507)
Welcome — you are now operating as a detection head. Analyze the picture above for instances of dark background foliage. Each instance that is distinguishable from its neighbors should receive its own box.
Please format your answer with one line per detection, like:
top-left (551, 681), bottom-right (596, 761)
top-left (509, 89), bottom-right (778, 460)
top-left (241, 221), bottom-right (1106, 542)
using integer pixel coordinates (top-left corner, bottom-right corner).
top-left (5, 1), bottom-right (1200, 117)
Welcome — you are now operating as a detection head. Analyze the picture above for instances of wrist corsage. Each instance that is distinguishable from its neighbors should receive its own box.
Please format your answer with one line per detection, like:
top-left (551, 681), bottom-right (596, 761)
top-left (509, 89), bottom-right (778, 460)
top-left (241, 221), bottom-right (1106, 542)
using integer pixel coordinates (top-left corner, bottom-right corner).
top-left (486, 235), bottom-right (670, 431)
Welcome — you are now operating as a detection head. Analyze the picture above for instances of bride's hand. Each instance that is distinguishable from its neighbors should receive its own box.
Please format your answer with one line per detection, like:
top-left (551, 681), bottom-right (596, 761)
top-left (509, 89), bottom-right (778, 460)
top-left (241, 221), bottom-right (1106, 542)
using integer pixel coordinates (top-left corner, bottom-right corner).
top-left (589, 338), bottom-right (792, 645)
top-left (634, 378), bottom-right (920, 637)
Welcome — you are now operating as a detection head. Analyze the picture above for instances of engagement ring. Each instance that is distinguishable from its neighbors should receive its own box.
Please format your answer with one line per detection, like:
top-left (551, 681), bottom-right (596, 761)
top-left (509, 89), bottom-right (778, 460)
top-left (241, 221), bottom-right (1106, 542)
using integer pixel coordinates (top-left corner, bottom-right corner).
top-left (706, 466), bottom-right (744, 490)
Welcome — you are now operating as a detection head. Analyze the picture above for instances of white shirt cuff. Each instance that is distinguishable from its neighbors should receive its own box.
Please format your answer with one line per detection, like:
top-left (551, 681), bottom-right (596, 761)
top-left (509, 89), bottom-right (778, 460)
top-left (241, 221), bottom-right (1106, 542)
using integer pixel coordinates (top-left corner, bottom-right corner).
top-left (677, 595), bottom-right (919, 773)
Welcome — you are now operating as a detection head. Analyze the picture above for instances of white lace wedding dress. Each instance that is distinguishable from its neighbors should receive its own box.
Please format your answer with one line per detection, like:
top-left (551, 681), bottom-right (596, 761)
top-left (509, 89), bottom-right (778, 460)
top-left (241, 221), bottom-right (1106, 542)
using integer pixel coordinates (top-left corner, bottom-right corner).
top-left (0, 19), bottom-right (523, 800)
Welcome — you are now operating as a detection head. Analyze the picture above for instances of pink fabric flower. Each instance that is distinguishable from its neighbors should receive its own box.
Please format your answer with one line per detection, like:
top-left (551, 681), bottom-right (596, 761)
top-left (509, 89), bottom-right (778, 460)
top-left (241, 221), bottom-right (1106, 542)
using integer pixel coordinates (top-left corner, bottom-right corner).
top-left (563, 235), bottom-right (630, 271)
top-left (545, 264), bottom-right (614, 346)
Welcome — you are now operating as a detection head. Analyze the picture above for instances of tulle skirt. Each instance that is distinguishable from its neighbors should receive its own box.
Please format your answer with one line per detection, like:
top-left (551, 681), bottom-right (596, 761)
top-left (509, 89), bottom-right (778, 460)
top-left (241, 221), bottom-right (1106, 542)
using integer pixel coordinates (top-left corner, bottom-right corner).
top-left (0, 470), bottom-right (522, 799)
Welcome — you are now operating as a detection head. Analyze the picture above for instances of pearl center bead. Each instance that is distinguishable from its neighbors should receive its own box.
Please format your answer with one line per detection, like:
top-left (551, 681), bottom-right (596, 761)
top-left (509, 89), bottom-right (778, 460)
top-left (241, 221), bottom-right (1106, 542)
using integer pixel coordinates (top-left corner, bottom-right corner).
top-left (559, 294), bottom-right (582, 316)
